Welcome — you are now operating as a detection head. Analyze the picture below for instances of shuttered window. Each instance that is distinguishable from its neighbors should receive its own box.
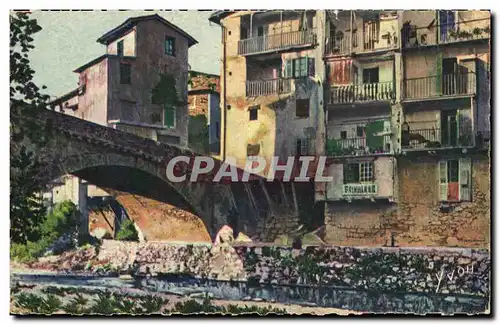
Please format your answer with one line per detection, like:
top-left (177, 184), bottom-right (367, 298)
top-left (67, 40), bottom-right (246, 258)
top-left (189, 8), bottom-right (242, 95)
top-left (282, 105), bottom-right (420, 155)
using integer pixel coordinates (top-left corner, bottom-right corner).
top-left (343, 162), bottom-right (374, 184)
top-left (329, 60), bottom-right (352, 85)
top-left (439, 158), bottom-right (472, 202)
top-left (283, 57), bottom-right (314, 79)
top-left (165, 36), bottom-right (176, 56)
top-left (295, 138), bottom-right (310, 156)
top-left (164, 106), bottom-right (176, 128)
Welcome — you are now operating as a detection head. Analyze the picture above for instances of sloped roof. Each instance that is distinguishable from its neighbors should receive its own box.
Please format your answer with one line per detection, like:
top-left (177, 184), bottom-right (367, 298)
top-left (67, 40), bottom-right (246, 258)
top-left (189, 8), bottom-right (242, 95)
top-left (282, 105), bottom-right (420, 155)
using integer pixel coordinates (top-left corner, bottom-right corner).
top-left (97, 14), bottom-right (198, 47)
top-left (208, 10), bottom-right (237, 25)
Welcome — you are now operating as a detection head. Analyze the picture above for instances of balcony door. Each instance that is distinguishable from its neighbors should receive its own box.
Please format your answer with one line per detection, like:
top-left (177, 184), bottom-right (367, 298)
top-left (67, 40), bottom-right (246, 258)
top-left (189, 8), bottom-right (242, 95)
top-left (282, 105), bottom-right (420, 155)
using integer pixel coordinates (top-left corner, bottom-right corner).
top-left (439, 10), bottom-right (455, 43)
top-left (441, 110), bottom-right (458, 147)
top-left (362, 67), bottom-right (379, 101)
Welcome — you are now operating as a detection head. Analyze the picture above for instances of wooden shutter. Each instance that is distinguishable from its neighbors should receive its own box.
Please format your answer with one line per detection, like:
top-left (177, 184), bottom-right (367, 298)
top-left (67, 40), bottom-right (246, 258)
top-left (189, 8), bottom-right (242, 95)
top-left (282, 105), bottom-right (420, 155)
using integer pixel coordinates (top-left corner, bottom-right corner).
top-left (459, 158), bottom-right (472, 201)
top-left (284, 60), bottom-right (293, 78)
top-left (436, 52), bottom-right (443, 95)
top-left (301, 138), bottom-right (308, 155)
top-left (308, 58), bottom-right (315, 77)
top-left (164, 106), bottom-right (175, 128)
top-left (439, 160), bottom-right (448, 201)
top-left (365, 120), bottom-right (384, 150)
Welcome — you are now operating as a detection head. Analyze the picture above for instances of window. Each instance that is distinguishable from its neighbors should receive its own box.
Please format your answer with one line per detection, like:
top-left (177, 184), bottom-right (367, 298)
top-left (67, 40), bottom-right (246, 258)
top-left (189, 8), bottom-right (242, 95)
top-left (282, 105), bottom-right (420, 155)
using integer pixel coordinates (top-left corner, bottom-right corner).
top-left (296, 99), bottom-right (309, 118)
top-left (295, 138), bottom-right (310, 156)
top-left (439, 158), bottom-right (471, 202)
top-left (340, 131), bottom-right (347, 139)
top-left (362, 67), bottom-right (379, 84)
top-left (344, 162), bottom-right (374, 184)
top-left (117, 40), bottom-right (124, 57)
top-left (163, 106), bottom-right (176, 128)
top-left (165, 36), bottom-right (176, 56)
top-left (120, 63), bottom-right (131, 84)
top-left (247, 143), bottom-right (260, 156)
top-left (249, 105), bottom-right (259, 121)
top-left (283, 57), bottom-right (315, 79)
top-left (356, 126), bottom-right (365, 137)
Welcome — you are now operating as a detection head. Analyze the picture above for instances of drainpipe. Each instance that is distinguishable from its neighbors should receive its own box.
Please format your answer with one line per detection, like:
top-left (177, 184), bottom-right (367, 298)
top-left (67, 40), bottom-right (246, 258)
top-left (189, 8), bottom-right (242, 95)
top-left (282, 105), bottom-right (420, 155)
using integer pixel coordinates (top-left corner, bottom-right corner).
top-left (222, 25), bottom-right (228, 161)
top-left (250, 13), bottom-right (253, 38)
top-left (350, 10), bottom-right (353, 53)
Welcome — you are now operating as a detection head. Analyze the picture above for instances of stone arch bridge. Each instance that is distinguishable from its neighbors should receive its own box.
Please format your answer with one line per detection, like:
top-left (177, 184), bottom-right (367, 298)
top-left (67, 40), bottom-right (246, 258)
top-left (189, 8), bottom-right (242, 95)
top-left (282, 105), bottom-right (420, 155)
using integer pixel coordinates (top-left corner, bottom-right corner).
top-left (16, 109), bottom-right (321, 241)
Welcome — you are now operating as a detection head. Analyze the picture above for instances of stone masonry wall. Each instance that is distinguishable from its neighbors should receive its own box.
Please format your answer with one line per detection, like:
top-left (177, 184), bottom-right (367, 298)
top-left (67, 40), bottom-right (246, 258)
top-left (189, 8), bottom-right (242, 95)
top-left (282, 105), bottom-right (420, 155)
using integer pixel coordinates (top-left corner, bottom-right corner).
top-left (324, 155), bottom-right (490, 249)
top-left (93, 240), bottom-right (489, 298)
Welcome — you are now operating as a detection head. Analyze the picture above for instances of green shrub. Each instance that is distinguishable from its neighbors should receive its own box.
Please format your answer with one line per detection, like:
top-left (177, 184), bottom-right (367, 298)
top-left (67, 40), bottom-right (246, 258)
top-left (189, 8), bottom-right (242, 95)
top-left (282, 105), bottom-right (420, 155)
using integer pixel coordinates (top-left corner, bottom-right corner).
top-left (116, 219), bottom-right (139, 242)
top-left (41, 201), bottom-right (78, 239)
top-left (10, 201), bottom-right (78, 262)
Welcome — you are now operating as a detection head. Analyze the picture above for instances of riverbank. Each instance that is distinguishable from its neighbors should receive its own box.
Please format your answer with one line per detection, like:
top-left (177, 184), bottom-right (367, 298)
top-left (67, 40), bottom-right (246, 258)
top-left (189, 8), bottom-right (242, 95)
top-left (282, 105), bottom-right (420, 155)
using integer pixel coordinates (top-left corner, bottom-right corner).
top-left (10, 282), bottom-right (359, 316)
top-left (12, 240), bottom-right (490, 310)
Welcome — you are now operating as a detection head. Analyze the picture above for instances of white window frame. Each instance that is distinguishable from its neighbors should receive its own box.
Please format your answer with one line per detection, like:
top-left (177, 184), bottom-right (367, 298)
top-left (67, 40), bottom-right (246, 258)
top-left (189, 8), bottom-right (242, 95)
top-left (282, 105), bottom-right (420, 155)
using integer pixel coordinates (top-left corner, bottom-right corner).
top-left (359, 162), bottom-right (374, 183)
top-left (438, 158), bottom-right (472, 202)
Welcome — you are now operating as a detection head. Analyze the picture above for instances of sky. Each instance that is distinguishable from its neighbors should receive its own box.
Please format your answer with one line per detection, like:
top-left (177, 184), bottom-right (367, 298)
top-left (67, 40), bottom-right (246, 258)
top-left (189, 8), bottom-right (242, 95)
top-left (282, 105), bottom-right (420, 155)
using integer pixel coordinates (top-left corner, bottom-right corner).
top-left (28, 10), bottom-right (222, 99)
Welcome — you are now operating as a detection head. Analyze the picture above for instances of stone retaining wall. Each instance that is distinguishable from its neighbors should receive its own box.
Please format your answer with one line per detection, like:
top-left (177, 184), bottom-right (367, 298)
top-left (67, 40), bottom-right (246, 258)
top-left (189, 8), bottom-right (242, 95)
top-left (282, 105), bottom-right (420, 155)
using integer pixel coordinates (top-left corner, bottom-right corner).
top-left (96, 240), bottom-right (490, 297)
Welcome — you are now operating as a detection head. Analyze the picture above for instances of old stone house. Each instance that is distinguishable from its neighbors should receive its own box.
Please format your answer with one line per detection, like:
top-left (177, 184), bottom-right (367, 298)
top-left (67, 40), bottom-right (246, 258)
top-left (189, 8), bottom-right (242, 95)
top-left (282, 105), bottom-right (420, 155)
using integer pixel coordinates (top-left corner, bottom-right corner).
top-left (211, 10), bottom-right (491, 248)
top-left (187, 70), bottom-right (221, 154)
top-left (48, 14), bottom-right (198, 235)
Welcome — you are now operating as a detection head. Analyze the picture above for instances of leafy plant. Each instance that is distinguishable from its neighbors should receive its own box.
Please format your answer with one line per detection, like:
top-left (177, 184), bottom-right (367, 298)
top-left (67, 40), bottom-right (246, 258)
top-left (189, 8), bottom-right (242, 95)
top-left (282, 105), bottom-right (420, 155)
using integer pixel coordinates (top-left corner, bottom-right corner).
top-left (116, 219), bottom-right (139, 242)
top-left (138, 295), bottom-right (168, 314)
top-left (88, 292), bottom-right (117, 315)
top-left (10, 12), bottom-right (52, 244)
top-left (62, 293), bottom-right (89, 314)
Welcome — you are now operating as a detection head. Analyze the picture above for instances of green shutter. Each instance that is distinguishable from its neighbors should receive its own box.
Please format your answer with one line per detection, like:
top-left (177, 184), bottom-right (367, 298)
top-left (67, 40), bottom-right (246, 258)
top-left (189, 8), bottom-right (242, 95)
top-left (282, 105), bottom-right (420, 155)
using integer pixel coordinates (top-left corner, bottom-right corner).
top-left (459, 158), bottom-right (471, 201)
top-left (439, 160), bottom-right (448, 201)
top-left (365, 120), bottom-right (384, 151)
top-left (164, 106), bottom-right (175, 127)
top-left (436, 52), bottom-right (443, 95)
top-left (284, 60), bottom-right (293, 78)
top-left (304, 57), bottom-right (309, 77)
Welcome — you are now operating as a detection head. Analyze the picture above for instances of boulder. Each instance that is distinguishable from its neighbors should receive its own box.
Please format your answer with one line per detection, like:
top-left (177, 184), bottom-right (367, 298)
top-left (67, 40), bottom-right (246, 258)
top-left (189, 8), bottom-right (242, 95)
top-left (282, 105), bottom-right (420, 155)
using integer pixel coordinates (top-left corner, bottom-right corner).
top-left (234, 232), bottom-right (252, 243)
top-left (214, 225), bottom-right (234, 244)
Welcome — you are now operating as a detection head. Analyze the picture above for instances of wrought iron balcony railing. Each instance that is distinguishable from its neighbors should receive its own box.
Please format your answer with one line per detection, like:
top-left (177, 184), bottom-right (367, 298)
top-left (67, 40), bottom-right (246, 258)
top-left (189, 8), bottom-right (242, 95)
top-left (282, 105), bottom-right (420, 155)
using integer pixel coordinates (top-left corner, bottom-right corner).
top-left (325, 33), bottom-right (356, 56)
top-left (330, 81), bottom-right (395, 105)
top-left (403, 72), bottom-right (476, 100)
top-left (246, 78), bottom-right (292, 97)
top-left (326, 135), bottom-right (392, 157)
top-left (401, 127), bottom-right (474, 150)
top-left (401, 17), bottom-right (490, 48)
top-left (238, 29), bottom-right (316, 56)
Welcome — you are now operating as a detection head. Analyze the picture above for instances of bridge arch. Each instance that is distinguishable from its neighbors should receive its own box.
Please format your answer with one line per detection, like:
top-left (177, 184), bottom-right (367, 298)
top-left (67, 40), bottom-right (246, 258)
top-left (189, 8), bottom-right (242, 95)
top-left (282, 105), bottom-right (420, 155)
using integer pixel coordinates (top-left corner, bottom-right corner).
top-left (42, 152), bottom-right (214, 241)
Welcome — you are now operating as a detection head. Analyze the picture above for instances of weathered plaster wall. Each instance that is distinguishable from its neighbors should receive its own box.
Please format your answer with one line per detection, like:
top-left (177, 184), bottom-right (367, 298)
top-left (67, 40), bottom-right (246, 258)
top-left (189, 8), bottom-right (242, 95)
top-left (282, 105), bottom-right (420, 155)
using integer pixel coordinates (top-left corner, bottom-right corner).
top-left (324, 154), bottom-right (490, 248)
top-left (106, 19), bottom-right (190, 147)
top-left (325, 156), bottom-right (396, 201)
top-left (76, 59), bottom-right (109, 125)
top-left (106, 28), bottom-right (137, 57)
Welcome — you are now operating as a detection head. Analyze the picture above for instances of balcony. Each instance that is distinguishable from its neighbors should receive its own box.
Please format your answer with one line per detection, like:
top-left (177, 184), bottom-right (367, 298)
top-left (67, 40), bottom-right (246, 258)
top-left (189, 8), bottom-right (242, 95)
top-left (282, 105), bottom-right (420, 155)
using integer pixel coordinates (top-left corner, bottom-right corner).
top-left (329, 81), bottom-right (395, 105)
top-left (325, 33), bottom-right (356, 56)
top-left (326, 135), bottom-right (392, 157)
top-left (246, 78), bottom-right (292, 97)
top-left (403, 72), bottom-right (476, 101)
top-left (401, 127), bottom-right (474, 150)
top-left (402, 18), bottom-right (490, 48)
top-left (238, 29), bottom-right (316, 56)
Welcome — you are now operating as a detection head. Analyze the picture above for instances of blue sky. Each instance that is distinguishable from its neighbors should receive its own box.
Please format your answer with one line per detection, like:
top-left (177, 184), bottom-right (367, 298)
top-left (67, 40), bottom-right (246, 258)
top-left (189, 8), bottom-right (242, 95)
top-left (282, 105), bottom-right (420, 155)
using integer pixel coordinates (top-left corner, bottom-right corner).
top-left (29, 10), bottom-right (222, 99)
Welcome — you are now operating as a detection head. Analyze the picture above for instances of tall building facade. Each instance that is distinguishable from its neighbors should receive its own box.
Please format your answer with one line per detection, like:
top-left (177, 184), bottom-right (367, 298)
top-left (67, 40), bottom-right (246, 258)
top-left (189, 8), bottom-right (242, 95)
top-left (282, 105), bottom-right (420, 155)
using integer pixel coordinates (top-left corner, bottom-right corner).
top-left (211, 10), bottom-right (491, 247)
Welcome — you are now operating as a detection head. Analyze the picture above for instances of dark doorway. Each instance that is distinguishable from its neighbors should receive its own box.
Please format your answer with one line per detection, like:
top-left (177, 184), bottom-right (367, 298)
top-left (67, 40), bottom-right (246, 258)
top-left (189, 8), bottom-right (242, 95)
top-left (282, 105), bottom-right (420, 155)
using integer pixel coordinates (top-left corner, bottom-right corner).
top-left (443, 58), bottom-right (457, 95)
top-left (441, 110), bottom-right (458, 147)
